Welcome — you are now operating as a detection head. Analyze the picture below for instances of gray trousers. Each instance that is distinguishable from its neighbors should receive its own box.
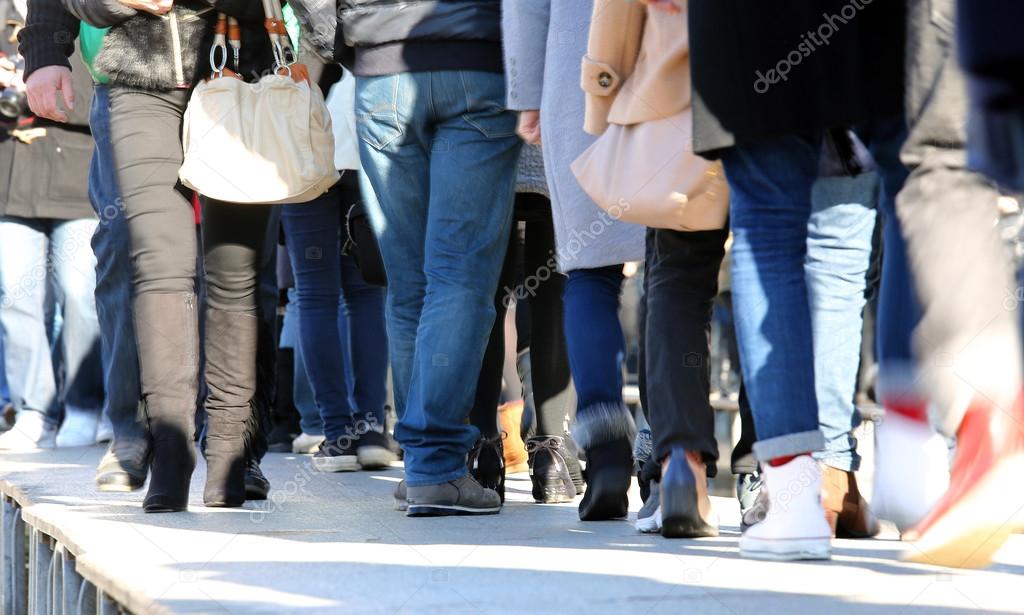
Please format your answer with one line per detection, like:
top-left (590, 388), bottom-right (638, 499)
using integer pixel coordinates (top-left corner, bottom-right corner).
top-left (897, 0), bottom-right (1022, 436)
top-left (107, 88), bottom-right (273, 314)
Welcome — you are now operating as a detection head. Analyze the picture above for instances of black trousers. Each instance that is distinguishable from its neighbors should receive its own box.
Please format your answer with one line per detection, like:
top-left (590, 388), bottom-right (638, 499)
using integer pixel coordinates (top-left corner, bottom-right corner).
top-left (644, 227), bottom-right (729, 474)
top-left (471, 193), bottom-right (574, 439)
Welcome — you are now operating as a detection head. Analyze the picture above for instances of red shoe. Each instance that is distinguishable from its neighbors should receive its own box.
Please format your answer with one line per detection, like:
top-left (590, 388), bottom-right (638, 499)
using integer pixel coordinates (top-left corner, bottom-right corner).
top-left (903, 394), bottom-right (1024, 568)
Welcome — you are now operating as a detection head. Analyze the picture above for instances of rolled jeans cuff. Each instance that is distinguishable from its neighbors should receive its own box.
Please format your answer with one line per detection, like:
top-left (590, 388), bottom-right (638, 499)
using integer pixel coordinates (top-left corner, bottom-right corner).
top-left (752, 429), bottom-right (825, 464)
top-left (814, 450), bottom-right (861, 473)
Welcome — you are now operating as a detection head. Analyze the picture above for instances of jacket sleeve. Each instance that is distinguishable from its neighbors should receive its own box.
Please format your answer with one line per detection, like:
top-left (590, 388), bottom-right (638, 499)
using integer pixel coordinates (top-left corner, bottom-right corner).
top-left (581, 0), bottom-right (645, 135)
top-left (287, 0), bottom-right (337, 62)
top-left (60, 0), bottom-right (136, 28)
top-left (501, 0), bottom-right (548, 111)
top-left (18, 0), bottom-right (80, 78)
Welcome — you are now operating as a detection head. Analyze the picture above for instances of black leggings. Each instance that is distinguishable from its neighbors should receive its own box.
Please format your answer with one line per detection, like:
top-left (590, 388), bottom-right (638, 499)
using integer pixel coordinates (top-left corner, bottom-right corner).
top-left (470, 194), bottom-right (573, 439)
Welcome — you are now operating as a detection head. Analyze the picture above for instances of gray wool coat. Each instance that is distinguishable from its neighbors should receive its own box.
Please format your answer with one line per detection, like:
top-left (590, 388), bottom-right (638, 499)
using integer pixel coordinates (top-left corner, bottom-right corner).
top-left (502, 0), bottom-right (645, 273)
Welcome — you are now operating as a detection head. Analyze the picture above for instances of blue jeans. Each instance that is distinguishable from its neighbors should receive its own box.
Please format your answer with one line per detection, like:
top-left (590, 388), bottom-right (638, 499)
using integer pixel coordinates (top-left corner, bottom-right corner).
top-left (357, 70), bottom-right (521, 486)
top-left (88, 84), bottom-right (145, 443)
top-left (280, 288), bottom-right (320, 435)
top-left (723, 135), bottom-right (827, 461)
top-left (0, 217), bottom-right (103, 423)
top-left (281, 181), bottom-right (388, 443)
top-left (807, 173), bottom-right (878, 471)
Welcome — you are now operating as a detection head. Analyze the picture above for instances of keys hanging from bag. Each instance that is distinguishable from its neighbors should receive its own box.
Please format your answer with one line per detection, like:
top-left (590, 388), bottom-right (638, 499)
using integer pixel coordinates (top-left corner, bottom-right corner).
top-left (178, 0), bottom-right (339, 205)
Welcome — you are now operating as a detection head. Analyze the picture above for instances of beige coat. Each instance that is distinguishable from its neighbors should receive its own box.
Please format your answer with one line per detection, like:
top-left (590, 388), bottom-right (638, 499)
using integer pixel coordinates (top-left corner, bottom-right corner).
top-left (581, 0), bottom-right (690, 136)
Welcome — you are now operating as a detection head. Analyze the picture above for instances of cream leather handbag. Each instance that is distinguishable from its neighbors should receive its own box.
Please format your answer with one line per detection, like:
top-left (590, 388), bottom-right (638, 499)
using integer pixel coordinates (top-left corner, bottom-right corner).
top-left (179, 0), bottom-right (339, 204)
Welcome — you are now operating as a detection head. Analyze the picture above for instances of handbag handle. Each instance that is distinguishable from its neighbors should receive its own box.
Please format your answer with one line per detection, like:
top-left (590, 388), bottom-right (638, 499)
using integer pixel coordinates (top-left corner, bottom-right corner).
top-left (209, 1), bottom-right (298, 77)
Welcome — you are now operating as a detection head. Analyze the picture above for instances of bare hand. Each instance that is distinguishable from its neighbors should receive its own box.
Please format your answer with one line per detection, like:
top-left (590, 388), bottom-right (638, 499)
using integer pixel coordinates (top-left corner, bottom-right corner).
top-left (118, 0), bottom-right (172, 15)
top-left (26, 66), bottom-right (75, 123)
top-left (638, 0), bottom-right (681, 13)
top-left (517, 109), bottom-right (541, 145)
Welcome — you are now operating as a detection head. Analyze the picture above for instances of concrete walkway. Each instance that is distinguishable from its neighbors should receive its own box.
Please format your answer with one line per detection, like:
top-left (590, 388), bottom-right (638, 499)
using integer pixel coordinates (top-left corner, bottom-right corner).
top-left (1, 446), bottom-right (1021, 614)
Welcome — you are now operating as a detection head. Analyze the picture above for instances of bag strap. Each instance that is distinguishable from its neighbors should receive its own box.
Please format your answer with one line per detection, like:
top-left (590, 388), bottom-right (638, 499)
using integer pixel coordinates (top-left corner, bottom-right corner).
top-left (209, 2), bottom-right (307, 81)
top-left (261, 0), bottom-right (296, 72)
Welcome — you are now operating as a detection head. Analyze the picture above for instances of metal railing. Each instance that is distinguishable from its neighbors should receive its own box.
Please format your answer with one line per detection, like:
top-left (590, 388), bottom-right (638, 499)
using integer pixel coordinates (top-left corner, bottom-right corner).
top-left (1, 494), bottom-right (127, 615)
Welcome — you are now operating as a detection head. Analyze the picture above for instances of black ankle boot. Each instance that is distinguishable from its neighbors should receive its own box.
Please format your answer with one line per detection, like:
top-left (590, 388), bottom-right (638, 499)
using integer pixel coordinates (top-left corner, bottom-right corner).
top-left (135, 293), bottom-right (200, 513)
top-left (578, 439), bottom-right (633, 521)
top-left (527, 436), bottom-right (577, 503)
top-left (469, 436), bottom-right (505, 502)
top-left (203, 309), bottom-right (259, 508)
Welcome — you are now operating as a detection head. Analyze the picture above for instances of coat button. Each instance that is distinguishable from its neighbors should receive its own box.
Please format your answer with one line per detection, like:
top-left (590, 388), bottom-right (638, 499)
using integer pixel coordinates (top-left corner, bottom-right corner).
top-left (598, 72), bottom-right (612, 88)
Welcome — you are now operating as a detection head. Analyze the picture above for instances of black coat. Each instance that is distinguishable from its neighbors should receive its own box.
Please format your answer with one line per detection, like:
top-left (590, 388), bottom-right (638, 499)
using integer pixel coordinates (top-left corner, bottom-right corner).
top-left (689, 0), bottom-right (906, 157)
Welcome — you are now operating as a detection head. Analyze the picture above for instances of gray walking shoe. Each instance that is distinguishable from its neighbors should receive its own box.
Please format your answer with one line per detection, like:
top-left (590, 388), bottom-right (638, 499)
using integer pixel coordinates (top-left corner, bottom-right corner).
top-left (406, 475), bottom-right (502, 517)
top-left (393, 480), bottom-right (408, 511)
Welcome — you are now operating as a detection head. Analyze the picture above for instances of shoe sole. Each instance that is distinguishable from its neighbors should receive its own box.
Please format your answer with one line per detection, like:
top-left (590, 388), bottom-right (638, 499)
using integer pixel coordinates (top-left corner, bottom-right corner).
top-left (245, 486), bottom-right (269, 501)
top-left (902, 454), bottom-right (1024, 569)
top-left (96, 480), bottom-right (146, 493)
top-left (312, 455), bottom-right (360, 472)
top-left (406, 504), bottom-right (501, 517)
top-left (357, 446), bottom-right (397, 470)
top-left (740, 537), bottom-right (832, 561)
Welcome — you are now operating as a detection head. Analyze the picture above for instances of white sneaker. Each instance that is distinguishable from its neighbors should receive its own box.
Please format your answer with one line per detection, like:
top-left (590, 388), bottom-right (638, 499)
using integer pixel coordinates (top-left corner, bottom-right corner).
top-left (872, 411), bottom-right (950, 533)
top-left (56, 409), bottom-right (100, 447)
top-left (636, 480), bottom-right (662, 533)
top-left (292, 432), bottom-right (325, 454)
top-left (0, 411), bottom-right (57, 450)
top-left (739, 455), bottom-right (832, 561)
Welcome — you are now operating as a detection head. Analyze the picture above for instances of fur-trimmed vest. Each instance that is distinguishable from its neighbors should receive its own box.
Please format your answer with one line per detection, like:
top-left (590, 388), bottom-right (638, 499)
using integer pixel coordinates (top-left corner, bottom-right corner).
top-left (93, 1), bottom-right (274, 91)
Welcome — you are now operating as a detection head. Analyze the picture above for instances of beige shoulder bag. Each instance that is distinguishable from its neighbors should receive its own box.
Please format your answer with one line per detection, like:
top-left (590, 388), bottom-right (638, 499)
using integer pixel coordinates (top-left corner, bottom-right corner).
top-left (179, 0), bottom-right (339, 204)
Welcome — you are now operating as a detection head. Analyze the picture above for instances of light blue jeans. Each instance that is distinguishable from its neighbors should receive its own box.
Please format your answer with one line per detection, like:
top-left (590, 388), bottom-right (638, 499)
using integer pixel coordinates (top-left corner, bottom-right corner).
top-left (357, 70), bottom-right (521, 486)
top-left (88, 84), bottom-right (145, 443)
top-left (807, 173), bottom-right (879, 471)
top-left (0, 216), bottom-right (103, 424)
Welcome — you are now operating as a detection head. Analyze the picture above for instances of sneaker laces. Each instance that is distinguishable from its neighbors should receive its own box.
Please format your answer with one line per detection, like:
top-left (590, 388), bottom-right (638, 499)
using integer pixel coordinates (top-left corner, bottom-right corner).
top-left (526, 436), bottom-right (564, 455)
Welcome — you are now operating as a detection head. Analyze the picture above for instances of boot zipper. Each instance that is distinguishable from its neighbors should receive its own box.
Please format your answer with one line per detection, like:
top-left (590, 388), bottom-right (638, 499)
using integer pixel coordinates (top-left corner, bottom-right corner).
top-left (184, 294), bottom-right (197, 368)
top-left (169, 11), bottom-right (186, 87)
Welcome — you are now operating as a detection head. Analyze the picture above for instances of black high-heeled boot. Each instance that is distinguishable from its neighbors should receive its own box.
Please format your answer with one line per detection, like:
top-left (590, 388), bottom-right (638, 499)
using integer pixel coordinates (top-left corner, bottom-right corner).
top-left (203, 308), bottom-right (259, 508)
top-left (135, 293), bottom-right (200, 513)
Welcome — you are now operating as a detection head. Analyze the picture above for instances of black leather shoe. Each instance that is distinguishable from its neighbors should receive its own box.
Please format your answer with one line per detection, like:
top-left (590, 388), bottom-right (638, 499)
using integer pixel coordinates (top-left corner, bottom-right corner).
top-left (469, 436), bottom-right (505, 502)
top-left (527, 436), bottom-right (577, 503)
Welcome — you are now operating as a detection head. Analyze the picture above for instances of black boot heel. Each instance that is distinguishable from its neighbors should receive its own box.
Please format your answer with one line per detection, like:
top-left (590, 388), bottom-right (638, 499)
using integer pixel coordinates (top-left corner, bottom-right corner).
top-left (144, 430), bottom-right (196, 513)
